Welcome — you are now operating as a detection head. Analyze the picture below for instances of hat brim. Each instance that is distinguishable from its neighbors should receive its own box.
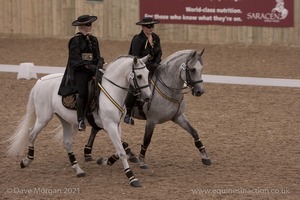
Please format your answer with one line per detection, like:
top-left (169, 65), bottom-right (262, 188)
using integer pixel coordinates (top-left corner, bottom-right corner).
top-left (72, 16), bottom-right (98, 26)
top-left (136, 19), bottom-right (160, 26)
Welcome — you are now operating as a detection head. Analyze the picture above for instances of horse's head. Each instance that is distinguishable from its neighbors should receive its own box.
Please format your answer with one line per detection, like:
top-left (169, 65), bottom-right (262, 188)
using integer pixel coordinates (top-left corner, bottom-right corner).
top-left (129, 55), bottom-right (151, 102)
top-left (180, 49), bottom-right (205, 96)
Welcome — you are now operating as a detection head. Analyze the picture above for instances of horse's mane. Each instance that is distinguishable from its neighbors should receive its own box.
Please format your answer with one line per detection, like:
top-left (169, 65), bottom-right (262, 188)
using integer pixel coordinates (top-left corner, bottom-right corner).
top-left (163, 50), bottom-right (196, 66)
top-left (114, 55), bottom-right (134, 61)
top-left (105, 55), bottom-right (134, 70)
top-left (154, 50), bottom-right (199, 79)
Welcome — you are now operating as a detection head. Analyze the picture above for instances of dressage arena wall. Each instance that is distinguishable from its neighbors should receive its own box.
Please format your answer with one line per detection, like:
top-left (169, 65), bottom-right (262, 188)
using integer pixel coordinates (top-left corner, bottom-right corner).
top-left (0, 0), bottom-right (300, 46)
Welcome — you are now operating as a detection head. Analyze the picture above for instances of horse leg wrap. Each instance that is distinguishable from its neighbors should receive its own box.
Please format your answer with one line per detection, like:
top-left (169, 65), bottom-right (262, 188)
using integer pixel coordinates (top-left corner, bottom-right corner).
top-left (84, 145), bottom-right (92, 157)
top-left (195, 139), bottom-right (205, 151)
top-left (122, 141), bottom-right (131, 154)
top-left (122, 141), bottom-right (129, 149)
top-left (139, 145), bottom-right (148, 158)
top-left (122, 141), bottom-right (138, 163)
top-left (27, 146), bottom-right (34, 160)
top-left (68, 152), bottom-right (77, 166)
top-left (123, 141), bottom-right (135, 155)
top-left (107, 154), bottom-right (119, 166)
top-left (195, 139), bottom-right (211, 165)
top-left (124, 168), bottom-right (138, 184)
top-left (20, 146), bottom-right (34, 168)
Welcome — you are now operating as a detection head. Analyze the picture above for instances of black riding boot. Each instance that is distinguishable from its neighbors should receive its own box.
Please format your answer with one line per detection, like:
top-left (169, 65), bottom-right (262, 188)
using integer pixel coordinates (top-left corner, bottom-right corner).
top-left (76, 96), bottom-right (86, 131)
top-left (124, 92), bottom-right (136, 125)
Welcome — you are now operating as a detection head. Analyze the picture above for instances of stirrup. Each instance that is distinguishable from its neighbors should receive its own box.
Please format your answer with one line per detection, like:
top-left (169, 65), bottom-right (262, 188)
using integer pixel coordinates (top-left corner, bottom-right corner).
top-left (78, 120), bottom-right (86, 131)
top-left (124, 115), bottom-right (134, 125)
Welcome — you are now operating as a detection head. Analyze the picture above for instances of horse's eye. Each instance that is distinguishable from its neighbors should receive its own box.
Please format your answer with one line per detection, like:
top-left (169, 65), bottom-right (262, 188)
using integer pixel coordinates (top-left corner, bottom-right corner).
top-left (190, 68), bottom-right (196, 72)
top-left (137, 74), bottom-right (142, 79)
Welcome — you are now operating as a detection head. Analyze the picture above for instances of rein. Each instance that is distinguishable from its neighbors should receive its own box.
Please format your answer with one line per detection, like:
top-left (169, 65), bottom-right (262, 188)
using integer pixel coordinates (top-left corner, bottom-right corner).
top-left (150, 79), bottom-right (183, 104)
top-left (156, 72), bottom-right (192, 95)
top-left (150, 51), bottom-right (203, 104)
top-left (102, 76), bottom-right (132, 93)
top-left (102, 65), bottom-right (149, 95)
top-left (98, 82), bottom-right (125, 113)
top-left (98, 61), bottom-right (149, 113)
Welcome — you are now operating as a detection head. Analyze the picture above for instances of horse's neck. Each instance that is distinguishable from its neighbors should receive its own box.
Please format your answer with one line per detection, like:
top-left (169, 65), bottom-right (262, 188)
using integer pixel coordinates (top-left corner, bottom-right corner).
top-left (154, 67), bottom-right (184, 97)
top-left (101, 70), bottom-right (129, 104)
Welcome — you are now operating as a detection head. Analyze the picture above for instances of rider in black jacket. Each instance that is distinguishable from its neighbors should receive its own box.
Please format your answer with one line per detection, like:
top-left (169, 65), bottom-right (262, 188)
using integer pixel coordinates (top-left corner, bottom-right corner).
top-left (58, 15), bottom-right (104, 131)
top-left (124, 17), bottom-right (162, 125)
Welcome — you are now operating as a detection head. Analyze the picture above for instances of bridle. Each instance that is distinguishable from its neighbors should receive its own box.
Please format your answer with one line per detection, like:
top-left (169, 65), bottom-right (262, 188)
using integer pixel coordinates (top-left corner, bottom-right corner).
top-left (102, 61), bottom-right (149, 96)
top-left (156, 53), bottom-right (203, 93)
top-left (151, 52), bottom-right (203, 104)
top-left (98, 59), bottom-right (149, 113)
top-left (181, 53), bottom-right (203, 88)
top-left (130, 63), bottom-right (150, 96)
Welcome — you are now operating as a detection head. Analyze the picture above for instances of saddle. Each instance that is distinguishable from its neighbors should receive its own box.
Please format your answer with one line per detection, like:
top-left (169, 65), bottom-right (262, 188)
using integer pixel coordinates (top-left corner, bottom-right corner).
top-left (62, 78), bottom-right (98, 113)
top-left (61, 77), bottom-right (147, 120)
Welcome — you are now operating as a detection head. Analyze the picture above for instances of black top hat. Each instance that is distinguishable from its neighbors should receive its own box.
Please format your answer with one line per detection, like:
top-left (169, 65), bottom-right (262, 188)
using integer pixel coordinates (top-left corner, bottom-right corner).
top-left (72, 15), bottom-right (98, 26)
top-left (136, 17), bottom-right (160, 26)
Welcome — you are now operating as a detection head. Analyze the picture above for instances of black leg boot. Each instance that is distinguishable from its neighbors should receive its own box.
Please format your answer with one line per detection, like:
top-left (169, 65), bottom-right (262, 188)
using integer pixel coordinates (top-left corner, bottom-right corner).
top-left (124, 108), bottom-right (134, 125)
top-left (124, 92), bottom-right (136, 125)
top-left (76, 96), bottom-right (86, 131)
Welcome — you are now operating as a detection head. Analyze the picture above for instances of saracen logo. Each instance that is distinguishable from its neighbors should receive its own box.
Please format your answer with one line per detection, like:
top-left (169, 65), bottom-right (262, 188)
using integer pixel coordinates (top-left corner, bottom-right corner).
top-left (247, 0), bottom-right (289, 22)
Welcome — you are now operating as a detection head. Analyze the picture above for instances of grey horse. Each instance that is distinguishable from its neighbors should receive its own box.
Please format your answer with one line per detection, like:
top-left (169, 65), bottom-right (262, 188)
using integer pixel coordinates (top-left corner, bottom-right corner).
top-left (84, 49), bottom-right (211, 168)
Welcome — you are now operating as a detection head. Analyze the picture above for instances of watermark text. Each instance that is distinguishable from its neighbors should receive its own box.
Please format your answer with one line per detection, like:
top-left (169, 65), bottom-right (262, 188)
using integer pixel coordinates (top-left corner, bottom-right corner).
top-left (6, 187), bottom-right (80, 195)
top-left (191, 187), bottom-right (291, 195)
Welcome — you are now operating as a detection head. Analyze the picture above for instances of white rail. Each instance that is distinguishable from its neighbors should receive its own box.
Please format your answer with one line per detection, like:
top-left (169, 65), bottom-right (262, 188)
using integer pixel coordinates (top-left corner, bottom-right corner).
top-left (0, 63), bottom-right (299, 88)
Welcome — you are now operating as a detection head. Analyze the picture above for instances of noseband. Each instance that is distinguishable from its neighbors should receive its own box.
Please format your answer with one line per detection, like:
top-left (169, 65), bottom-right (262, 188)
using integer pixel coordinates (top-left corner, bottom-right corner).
top-left (130, 63), bottom-right (150, 96)
top-left (180, 57), bottom-right (203, 88)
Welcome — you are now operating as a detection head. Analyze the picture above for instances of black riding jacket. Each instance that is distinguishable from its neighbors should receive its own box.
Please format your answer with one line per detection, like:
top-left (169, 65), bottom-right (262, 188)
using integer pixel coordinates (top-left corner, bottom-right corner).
top-left (58, 32), bottom-right (103, 96)
top-left (128, 30), bottom-right (162, 72)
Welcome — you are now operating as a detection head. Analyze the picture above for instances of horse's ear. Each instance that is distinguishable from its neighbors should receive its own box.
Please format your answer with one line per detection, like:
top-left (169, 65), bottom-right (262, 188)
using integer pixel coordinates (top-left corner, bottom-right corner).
top-left (199, 49), bottom-right (205, 56)
top-left (192, 50), bottom-right (197, 58)
top-left (141, 55), bottom-right (150, 63)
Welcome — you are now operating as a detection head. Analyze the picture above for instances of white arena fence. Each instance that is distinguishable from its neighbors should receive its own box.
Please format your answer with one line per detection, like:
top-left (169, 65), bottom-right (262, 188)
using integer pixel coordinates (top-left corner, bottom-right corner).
top-left (0, 63), bottom-right (300, 88)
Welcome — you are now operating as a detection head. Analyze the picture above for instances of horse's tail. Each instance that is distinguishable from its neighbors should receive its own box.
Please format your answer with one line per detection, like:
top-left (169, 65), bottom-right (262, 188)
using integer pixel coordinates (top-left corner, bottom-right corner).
top-left (7, 87), bottom-right (36, 156)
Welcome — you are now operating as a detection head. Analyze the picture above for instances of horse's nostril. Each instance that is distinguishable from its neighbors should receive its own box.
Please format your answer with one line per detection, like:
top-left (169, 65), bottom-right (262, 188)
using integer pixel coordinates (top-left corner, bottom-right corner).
top-left (193, 91), bottom-right (203, 96)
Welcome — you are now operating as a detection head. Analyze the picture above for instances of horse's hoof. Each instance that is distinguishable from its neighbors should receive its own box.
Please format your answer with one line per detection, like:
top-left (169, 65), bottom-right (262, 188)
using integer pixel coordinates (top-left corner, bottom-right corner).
top-left (140, 164), bottom-right (149, 169)
top-left (130, 180), bottom-right (141, 187)
top-left (20, 160), bottom-right (26, 168)
top-left (97, 157), bottom-right (107, 165)
top-left (202, 158), bottom-right (211, 166)
top-left (128, 156), bottom-right (139, 163)
top-left (84, 156), bottom-right (93, 162)
top-left (76, 172), bottom-right (85, 177)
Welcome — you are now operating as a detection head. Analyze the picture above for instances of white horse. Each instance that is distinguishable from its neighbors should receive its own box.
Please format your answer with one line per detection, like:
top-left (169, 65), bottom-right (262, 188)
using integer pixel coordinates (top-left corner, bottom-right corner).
top-left (7, 55), bottom-right (151, 187)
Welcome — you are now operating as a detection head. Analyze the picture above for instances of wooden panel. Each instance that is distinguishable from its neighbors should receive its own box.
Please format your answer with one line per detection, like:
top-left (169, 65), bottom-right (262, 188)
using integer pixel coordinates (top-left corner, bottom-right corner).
top-left (0, 0), bottom-right (9, 33)
top-left (0, 0), bottom-right (299, 46)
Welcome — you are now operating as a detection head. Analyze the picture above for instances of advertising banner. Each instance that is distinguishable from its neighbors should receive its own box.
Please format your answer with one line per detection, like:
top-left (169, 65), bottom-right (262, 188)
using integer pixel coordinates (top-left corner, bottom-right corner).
top-left (140, 0), bottom-right (294, 27)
